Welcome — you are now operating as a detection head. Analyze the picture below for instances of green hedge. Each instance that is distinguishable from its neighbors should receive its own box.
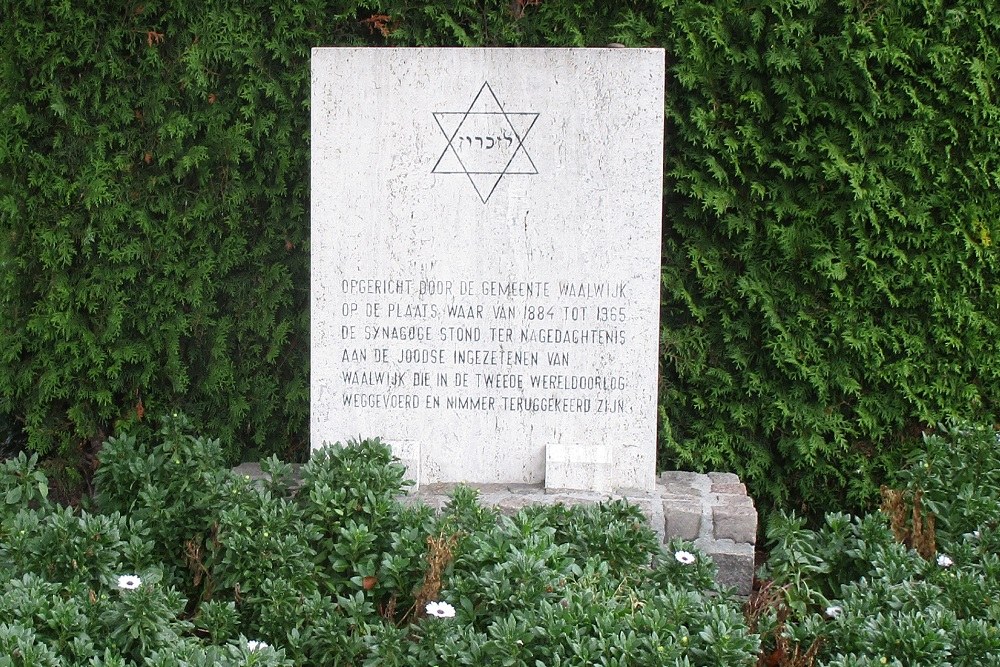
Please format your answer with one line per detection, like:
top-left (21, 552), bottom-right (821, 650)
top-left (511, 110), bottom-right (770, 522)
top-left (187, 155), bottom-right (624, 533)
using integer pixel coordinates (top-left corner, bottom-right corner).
top-left (655, 0), bottom-right (1000, 513)
top-left (2, 0), bottom-right (998, 514)
top-left (0, 0), bottom-right (339, 460)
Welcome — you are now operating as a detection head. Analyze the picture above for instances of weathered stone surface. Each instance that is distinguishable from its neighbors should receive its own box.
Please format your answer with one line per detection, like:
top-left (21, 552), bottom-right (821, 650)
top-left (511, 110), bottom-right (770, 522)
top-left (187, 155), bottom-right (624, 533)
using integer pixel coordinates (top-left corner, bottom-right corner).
top-left (711, 482), bottom-right (748, 495)
top-left (712, 504), bottom-right (759, 545)
top-left (695, 538), bottom-right (755, 596)
top-left (660, 470), bottom-right (709, 494)
top-left (660, 470), bottom-right (705, 484)
top-left (311, 48), bottom-right (665, 493)
top-left (714, 493), bottom-right (755, 508)
top-left (707, 472), bottom-right (741, 485)
top-left (662, 499), bottom-right (702, 541)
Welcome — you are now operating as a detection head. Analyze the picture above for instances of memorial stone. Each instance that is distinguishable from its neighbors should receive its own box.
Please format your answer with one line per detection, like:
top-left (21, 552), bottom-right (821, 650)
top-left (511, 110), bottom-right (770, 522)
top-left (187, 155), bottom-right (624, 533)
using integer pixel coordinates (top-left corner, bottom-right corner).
top-left (311, 48), bottom-right (664, 494)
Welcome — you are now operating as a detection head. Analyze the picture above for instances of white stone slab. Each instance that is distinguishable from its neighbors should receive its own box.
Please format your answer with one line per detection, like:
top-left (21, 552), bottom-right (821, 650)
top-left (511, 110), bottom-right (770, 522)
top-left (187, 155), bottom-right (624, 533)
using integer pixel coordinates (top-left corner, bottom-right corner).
top-left (545, 443), bottom-right (612, 494)
top-left (311, 48), bottom-right (664, 493)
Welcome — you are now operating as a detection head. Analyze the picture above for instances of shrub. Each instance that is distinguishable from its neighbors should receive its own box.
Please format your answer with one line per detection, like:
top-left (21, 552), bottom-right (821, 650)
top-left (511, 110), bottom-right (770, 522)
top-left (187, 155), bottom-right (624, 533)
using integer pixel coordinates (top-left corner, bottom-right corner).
top-left (93, 413), bottom-right (229, 593)
top-left (1, 416), bottom-right (759, 665)
top-left (761, 422), bottom-right (1000, 666)
top-left (15, 417), bottom-right (999, 666)
top-left (891, 421), bottom-right (1000, 544)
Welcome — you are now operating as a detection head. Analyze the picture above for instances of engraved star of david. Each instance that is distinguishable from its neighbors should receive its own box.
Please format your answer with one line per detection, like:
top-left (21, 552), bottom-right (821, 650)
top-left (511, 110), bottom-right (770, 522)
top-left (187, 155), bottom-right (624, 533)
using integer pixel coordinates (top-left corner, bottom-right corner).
top-left (431, 82), bottom-right (539, 204)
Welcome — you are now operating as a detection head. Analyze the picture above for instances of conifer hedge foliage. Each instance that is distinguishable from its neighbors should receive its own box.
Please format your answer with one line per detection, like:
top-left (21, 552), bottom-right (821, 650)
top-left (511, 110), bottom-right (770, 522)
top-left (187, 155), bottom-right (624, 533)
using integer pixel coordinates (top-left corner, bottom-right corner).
top-left (2, 0), bottom-right (998, 513)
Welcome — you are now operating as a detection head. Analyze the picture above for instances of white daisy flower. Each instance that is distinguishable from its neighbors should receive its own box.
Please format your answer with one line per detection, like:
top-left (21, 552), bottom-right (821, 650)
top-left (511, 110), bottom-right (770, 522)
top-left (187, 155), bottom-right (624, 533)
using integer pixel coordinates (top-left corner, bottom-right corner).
top-left (425, 600), bottom-right (456, 618)
top-left (247, 640), bottom-right (269, 652)
top-left (674, 550), bottom-right (696, 565)
top-left (937, 554), bottom-right (953, 568)
top-left (116, 575), bottom-right (142, 591)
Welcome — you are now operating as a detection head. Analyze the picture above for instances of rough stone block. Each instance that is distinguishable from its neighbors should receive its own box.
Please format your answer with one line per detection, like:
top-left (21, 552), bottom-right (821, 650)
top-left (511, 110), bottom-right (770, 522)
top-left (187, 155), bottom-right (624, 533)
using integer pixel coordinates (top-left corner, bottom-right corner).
top-left (660, 470), bottom-right (708, 494)
top-left (712, 504), bottom-right (758, 545)
top-left (662, 499), bottom-right (702, 541)
top-left (695, 538), bottom-right (755, 596)
top-left (494, 493), bottom-right (553, 515)
top-left (714, 493), bottom-right (754, 508)
top-left (660, 470), bottom-right (706, 486)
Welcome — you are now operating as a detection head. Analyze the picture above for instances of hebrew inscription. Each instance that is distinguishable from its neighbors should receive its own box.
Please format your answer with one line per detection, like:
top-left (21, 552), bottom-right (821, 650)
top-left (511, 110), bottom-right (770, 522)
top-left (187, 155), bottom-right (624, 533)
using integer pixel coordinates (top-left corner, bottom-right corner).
top-left (431, 82), bottom-right (538, 204)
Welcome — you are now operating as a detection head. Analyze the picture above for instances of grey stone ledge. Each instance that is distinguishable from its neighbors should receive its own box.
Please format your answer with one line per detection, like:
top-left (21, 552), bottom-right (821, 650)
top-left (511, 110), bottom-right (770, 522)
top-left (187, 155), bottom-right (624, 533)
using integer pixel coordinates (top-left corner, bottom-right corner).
top-left (707, 472), bottom-right (741, 485)
top-left (712, 493), bottom-right (755, 508)
top-left (662, 499), bottom-right (702, 541)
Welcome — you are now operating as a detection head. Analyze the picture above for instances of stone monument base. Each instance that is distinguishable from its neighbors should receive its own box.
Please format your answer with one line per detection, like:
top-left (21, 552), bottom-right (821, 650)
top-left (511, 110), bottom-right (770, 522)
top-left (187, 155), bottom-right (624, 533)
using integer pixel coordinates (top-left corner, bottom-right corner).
top-left (231, 463), bottom-right (758, 595)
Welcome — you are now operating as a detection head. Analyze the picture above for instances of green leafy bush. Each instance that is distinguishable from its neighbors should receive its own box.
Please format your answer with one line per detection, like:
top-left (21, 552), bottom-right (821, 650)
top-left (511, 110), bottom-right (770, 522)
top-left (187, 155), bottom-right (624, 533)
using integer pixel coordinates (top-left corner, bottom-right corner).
top-left (762, 422), bottom-right (1000, 666)
top-left (9, 416), bottom-right (1000, 665)
top-left (892, 421), bottom-right (1000, 544)
top-left (1, 417), bottom-right (758, 665)
top-left (93, 413), bottom-right (229, 592)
